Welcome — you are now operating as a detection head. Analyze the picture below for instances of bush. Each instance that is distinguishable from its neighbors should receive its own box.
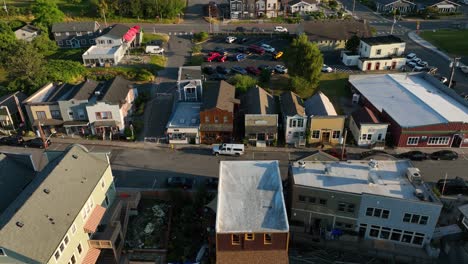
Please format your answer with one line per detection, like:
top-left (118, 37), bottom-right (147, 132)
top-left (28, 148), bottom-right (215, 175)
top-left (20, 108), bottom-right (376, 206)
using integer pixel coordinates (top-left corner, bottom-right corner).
top-left (289, 76), bottom-right (316, 97)
top-left (187, 55), bottom-right (203, 66)
top-left (191, 44), bottom-right (202, 54)
top-left (193, 31), bottom-right (209, 43)
top-left (228, 74), bottom-right (257, 94)
top-left (45, 60), bottom-right (86, 83)
top-left (259, 69), bottom-right (271, 84)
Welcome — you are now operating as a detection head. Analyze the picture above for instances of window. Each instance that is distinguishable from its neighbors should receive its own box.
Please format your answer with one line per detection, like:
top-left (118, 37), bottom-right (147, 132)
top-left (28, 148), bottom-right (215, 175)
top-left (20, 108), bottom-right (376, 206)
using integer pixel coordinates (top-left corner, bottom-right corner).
top-left (290, 119), bottom-right (297, 127)
top-left (64, 235), bottom-right (69, 245)
top-left (224, 116), bottom-right (228, 123)
top-left (298, 195), bottom-right (306, 202)
top-left (51, 110), bottom-right (61, 119)
top-left (89, 39), bottom-right (95, 44)
top-left (369, 226), bottom-right (379, 237)
top-left (413, 233), bottom-right (424, 245)
top-left (367, 207), bottom-right (389, 219)
top-left (347, 204), bottom-right (355, 213)
top-left (319, 199), bottom-right (327, 205)
top-left (76, 32), bottom-right (82, 36)
top-left (428, 137), bottom-right (450, 145)
top-left (71, 224), bottom-right (76, 235)
top-left (245, 233), bottom-right (254, 240)
top-left (404, 213), bottom-right (428, 225)
top-left (373, 208), bottom-right (382, 217)
top-left (361, 133), bottom-right (367, 140)
top-left (297, 119), bottom-right (304, 127)
top-left (312, 130), bottom-right (320, 139)
top-left (215, 116), bottom-right (219, 123)
top-left (344, 224), bottom-right (353, 229)
top-left (231, 234), bottom-right (240, 245)
top-left (81, 39), bottom-right (87, 45)
top-left (77, 243), bottom-right (82, 254)
top-left (101, 179), bottom-right (105, 188)
top-left (332, 130), bottom-right (340, 139)
top-left (59, 243), bottom-right (65, 252)
top-left (338, 202), bottom-right (354, 213)
top-left (70, 255), bottom-right (76, 264)
top-left (382, 210), bottom-right (389, 219)
top-left (338, 202), bottom-right (346, 212)
top-left (205, 116), bottom-right (210, 123)
top-left (411, 214), bottom-right (420, 224)
top-left (390, 230), bottom-right (402, 241)
top-left (367, 134), bottom-right (372, 140)
top-left (366, 207), bottom-right (373, 216)
top-left (107, 40), bottom-right (113, 44)
top-left (380, 228), bottom-right (390, 239)
top-left (54, 250), bottom-right (60, 260)
top-left (420, 216), bottom-right (429, 225)
top-left (264, 233), bottom-right (272, 244)
top-left (105, 195), bottom-right (110, 207)
top-left (403, 213), bottom-right (411, 222)
top-left (65, 32), bottom-right (69, 36)
top-left (407, 137), bottom-right (419, 145)
top-left (96, 111), bottom-right (112, 120)
top-left (55, 32), bottom-right (61, 36)
top-left (36, 111), bottom-right (47, 120)
top-left (57, 41), bottom-right (63, 46)
top-left (66, 40), bottom-right (71, 45)
top-left (376, 49), bottom-right (382, 55)
top-left (308, 197), bottom-right (316, 203)
top-left (401, 231), bottom-right (414, 243)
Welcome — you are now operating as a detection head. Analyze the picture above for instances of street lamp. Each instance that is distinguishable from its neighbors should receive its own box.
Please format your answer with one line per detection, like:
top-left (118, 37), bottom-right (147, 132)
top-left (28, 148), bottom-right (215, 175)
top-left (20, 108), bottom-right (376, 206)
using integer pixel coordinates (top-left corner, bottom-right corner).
top-left (448, 57), bottom-right (461, 89)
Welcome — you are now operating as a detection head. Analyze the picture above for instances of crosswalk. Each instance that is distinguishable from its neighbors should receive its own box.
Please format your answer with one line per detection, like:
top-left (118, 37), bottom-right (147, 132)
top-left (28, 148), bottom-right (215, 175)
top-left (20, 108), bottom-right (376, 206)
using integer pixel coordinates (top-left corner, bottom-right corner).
top-left (167, 32), bottom-right (193, 36)
top-left (328, 65), bottom-right (357, 73)
top-left (376, 30), bottom-right (408, 36)
top-left (368, 20), bottom-right (391, 24)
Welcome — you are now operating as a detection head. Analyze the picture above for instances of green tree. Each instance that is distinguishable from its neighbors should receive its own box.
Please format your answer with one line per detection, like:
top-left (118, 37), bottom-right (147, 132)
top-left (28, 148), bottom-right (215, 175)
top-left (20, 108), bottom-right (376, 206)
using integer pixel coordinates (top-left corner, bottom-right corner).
top-left (345, 35), bottom-right (360, 53)
top-left (289, 76), bottom-right (316, 97)
top-left (0, 22), bottom-right (16, 62)
top-left (259, 69), bottom-right (271, 84)
top-left (32, 0), bottom-right (65, 28)
top-left (45, 59), bottom-right (85, 83)
top-left (228, 75), bottom-right (257, 94)
top-left (283, 33), bottom-right (323, 89)
top-left (32, 33), bottom-right (58, 56)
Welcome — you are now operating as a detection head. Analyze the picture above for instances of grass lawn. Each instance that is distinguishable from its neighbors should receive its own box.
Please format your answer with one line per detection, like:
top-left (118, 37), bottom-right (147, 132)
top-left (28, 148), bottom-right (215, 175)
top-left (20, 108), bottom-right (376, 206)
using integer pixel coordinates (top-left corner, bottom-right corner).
top-left (149, 55), bottom-right (167, 71)
top-left (47, 48), bottom-right (87, 62)
top-left (318, 73), bottom-right (351, 99)
top-left (142, 33), bottom-right (170, 45)
top-left (420, 29), bottom-right (468, 57)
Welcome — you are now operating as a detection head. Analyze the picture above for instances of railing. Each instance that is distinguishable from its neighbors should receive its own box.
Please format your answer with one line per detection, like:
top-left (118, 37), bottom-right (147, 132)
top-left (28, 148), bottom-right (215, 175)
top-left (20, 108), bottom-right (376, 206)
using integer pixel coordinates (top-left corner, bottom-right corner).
top-left (89, 240), bottom-right (112, 249)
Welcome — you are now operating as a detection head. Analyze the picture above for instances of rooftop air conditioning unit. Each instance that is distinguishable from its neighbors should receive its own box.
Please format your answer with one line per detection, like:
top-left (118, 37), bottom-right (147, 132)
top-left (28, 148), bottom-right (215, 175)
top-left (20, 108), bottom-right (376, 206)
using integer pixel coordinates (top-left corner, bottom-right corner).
top-left (406, 168), bottom-right (422, 184)
top-left (298, 161), bottom-right (306, 168)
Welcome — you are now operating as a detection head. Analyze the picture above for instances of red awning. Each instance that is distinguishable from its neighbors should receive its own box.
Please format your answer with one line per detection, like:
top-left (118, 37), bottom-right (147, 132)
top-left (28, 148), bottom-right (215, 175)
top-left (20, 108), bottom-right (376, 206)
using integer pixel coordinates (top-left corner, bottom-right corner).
top-left (82, 248), bottom-right (101, 264)
top-left (123, 25), bottom-right (140, 42)
top-left (83, 205), bottom-right (106, 233)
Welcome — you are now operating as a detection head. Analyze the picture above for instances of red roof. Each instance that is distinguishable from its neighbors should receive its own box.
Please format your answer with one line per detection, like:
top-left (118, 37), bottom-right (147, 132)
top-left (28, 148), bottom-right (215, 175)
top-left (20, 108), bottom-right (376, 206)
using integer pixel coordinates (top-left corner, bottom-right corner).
top-left (123, 25), bottom-right (140, 42)
top-left (83, 205), bottom-right (106, 233)
top-left (82, 248), bottom-right (101, 264)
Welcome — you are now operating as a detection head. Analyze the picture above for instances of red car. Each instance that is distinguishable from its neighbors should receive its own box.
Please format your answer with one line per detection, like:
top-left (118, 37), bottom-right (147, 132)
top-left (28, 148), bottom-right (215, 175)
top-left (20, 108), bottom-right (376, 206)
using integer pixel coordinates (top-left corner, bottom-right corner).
top-left (218, 55), bottom-right (227, 62)
top-left (248, 45), bottom-right (265, 55)
top-left (246, 66), bottom-right (261, 76)
top-left (206, 52), bottom-right (221, 62)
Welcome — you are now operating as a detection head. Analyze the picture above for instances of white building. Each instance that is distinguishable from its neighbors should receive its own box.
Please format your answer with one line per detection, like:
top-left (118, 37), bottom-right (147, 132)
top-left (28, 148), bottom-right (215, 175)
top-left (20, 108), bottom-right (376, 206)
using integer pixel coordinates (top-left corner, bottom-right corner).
top-left (177, 66), bottom-right (203, 102)
top-left (280, 91), bottom-right (307, 146)
top-left (287, 0), bottom-right (319, 14)
top-left (290, 160), bottom-right (442, 248)
top-left (349, 106), bottom-right (388, 148)
top-left (256, 0), bottom-right (279, 17)
top-left (166, 102), bottom-right (201, 144)
top-left (342, 35), bottom-right (407, 71)
top-left (14, 24), bottom-right (40, 42)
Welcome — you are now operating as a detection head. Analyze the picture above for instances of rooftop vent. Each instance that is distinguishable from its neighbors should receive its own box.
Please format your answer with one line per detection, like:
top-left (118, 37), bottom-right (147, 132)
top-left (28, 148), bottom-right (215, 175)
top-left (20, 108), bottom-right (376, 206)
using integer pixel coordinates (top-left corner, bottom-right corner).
top-left (406, 168), bottom-right (422, 185)
top-left (368, 159), bottom-right (379, 169)
top-left (43, 188), bottom-right (50, 194)
top-left (72, 154), bottom-right (78, 159)
top-left (94, 91), bottom-right (101, 96)
top-left (324, 164), bottom-right (332, 175)
top-left (414, 189), bottom-right (425, 200)
top-left (298, 161), bottom-right (306, 168)
top-left (16, 221), bottom-right (24, 228)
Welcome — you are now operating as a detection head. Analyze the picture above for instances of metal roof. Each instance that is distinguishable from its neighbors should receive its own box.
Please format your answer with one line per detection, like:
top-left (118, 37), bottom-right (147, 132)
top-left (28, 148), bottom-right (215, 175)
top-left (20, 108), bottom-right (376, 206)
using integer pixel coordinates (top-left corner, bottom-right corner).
top-left (349, 73), bottom-right (468, 127)
top-left (216, 161), bottom-right (289, 233)
top-left (166, 102), bottom-right (201, 129)
top-left (304, 92), bottom-right (337, 116)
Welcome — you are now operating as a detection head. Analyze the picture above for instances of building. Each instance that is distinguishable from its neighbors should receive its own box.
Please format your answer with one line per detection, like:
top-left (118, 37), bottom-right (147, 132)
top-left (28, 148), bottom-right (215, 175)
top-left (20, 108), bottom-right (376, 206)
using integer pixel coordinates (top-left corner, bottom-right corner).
top-left (82, 25), bottom-right (142, 67)
top-left (51, 21), bottom-right (101, 48)
top-left (280, 91), bottom-right (307, 146)
top-left (0, 144), bottom-right (134, 264)
top-left (0, 91), bottom-right (27, 130)
top-left (200, 81), bottom-right (239, 144)
top-left (349, 106), bottom-right (389, 148)
top-left (457, 204), bottom-right (468, 232)
top-left (177, 66), bottom-right (203, 102)
top-left (375, 0), bottom-right (416, 14)
top-left (229, 0), bottom-right (257, 19)
top-left (216, 160), bottom-right (289, 264)
top-left (240, 86), bottom-right (278, 147)
top-left (256, 0), bottom-right (280, 17)
top-left (14, 24), bottom-right (40, 42)
top-left (426, 0), bottom-right (460, 13)
top-left (286, 0), bottom-right (319, 14)
top-left (302, 20), bottom-right (371, 51)
top-left (349, 73), bottom-right (468, 148)
top-left (342, 35), bottom-right (407, 71)
top-left (86, 76), bottom-right (137, 137)
top-left (304, 92), bottom-right (345, 146)
top-left (297, 150), bottom-right (340, 162)
top-left (289, 160), bottom-right (442, 248)
top-left (166, 102), bottom-right (201, 144)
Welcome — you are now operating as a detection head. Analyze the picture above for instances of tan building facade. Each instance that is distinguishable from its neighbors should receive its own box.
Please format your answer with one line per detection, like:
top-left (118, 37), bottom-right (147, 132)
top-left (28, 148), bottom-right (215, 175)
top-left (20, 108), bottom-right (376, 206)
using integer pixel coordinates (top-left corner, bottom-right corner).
top-left (309, 116), bottom-right (345, 145)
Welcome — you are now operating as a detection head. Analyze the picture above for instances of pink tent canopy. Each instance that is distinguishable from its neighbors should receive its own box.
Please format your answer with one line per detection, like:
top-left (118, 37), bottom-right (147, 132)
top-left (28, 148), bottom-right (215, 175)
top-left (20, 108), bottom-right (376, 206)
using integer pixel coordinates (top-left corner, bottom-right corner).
top-left (123, 25), bottom-right (140, 42)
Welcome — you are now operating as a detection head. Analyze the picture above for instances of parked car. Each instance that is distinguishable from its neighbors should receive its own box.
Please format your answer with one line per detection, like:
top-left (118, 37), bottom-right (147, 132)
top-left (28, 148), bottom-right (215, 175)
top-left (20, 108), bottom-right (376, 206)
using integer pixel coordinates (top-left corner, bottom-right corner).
top-left (324, 148), bottom-right (347, 160)
top-left (274, 65), bottom-right (288, 74)
top-left (417, 61), bottom-right (428, 67)
top-left (209, 73), bottom-right (227, 80)
top-left (205, 178), bottom-right (219, 189)
top-left (436, 177), bottom-right (468, 195)
top-left (322, 64), bottom-right (333, 73)
top-left (238, 37), bottom-right (249, 43)
top-left (225, 36), bottom-right (237, 43)
top-left (406, 61), bottom-right (417, 68)
top-left (252, 27), bottom-right (264, 33)
top-left (235, 26), bottom-right (246, 33)
top-left (396, 151), bottom-right (428, 161)
top-left (214, 47), bottom-right (228, 56)
top-left (212, 143), bottom-right (245, 156)
top-left (0, 136), bottom-right (24, 146)
top-left (360, 150), bottom-right (388, 159)
top-left (206, 52), bottom-right (221, 62)
top-left (248, 44), bottom-right (265, 55)
top-left (236, 46), bottom-right (251, 54)
top-left (203, 66), bottom-right (215, 75)
top-left (216, 66), bottom-right (230, 74)
top-left (274, 26), bottom-right (288, 33)
top-left (460, 65), bottom-right (468, 74)
top-left (24, 138), bottom-right (50, 148)
top-left (411, 57), bottom-right (422, 64)
top-left (231, 66), bottom-right (248, 75)
top-left (145, 45), bottom-right (164, 54)
top-left (167, 177), bottom-right (193, 189)
top-left (217, 55), bottom-right (227, 62)
top-left (258, 64), bottom-right (274, 73)
top-left (430, 150), bottom-right (458, 160)
top-left (406, 53), bottom-right (416, 60)
top-left (272, 51), bottom-right (283, 60)
top-left (235, 53), bottom-right (247, 61)
top-left (246, 66), bottom-right (261, 76)
top-left (260, 44), bottom-right (275, 53)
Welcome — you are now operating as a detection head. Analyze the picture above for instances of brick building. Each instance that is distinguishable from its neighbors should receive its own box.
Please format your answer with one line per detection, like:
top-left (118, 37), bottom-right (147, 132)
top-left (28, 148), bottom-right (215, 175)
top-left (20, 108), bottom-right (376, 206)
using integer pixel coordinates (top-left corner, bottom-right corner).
top-left (349, 73), bottom-right (468, 148)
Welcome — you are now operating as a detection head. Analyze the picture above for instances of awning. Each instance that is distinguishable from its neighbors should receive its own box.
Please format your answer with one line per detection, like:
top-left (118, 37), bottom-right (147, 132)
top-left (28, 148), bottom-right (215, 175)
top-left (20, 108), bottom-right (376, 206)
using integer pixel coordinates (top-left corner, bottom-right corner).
top-left (83, 205), bottom-right (106, 233)
top-left (82, 248), bottom-right (101, 264)
top-left (93, 120), bottom-right (118, 127)
top-left (32, 119), bottom-right (63, 126)
top-left (63, 121), bottom-right (89, 127)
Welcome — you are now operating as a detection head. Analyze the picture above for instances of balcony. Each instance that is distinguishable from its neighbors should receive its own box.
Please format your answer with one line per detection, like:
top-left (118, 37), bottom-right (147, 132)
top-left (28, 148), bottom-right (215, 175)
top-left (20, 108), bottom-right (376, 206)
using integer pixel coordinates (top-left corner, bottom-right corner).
top-left (84, 205), bottom-right (106, 233)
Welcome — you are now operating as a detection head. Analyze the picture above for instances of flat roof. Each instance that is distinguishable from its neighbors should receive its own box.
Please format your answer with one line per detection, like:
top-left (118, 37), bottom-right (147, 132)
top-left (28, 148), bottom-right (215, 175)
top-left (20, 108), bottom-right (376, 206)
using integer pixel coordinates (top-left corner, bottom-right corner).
top-left (166, 102), bottom-right (201, 129)
top-left (178, 66), bottom-right (202, 81)
top-left (292, 160), bottom-right (438, 202)
top-left (216, 161), bottom-right (289, 233)
top-left (361, 35), bottom-right (404, 45)
top-left (83, 45), bottom-right (121, 56)
top-left (349, 73), bottom-right (468, 127)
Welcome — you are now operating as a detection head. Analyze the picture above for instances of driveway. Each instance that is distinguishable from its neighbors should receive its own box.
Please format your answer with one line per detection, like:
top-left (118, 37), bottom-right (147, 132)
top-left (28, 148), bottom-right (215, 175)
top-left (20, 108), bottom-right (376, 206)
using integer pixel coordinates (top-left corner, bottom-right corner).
top-left (184, 0), bottom-right (208, 23)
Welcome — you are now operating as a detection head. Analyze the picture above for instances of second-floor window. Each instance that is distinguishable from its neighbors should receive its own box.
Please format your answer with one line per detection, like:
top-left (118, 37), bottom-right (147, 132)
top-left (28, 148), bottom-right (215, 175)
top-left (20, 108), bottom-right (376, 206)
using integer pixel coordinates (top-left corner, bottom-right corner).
top-left (96, 111), bottom-right (112, 120)
top-left (214, 116), bottom-right (219, 123)
top-left (36, 111), bottom-right (46, 120)
top-left (205, 116), bottom-right (210, 123)
top-left (51, 110), bottom-right (61, 119)
top-left (223, 116), bottom-right (228, 123)
top-left (376, 49), bottom-right (382, 55)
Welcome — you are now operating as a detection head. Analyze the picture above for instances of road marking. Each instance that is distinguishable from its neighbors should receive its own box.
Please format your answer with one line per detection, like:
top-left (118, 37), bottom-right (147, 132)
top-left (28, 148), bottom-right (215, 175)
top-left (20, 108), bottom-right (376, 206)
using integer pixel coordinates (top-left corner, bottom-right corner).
top-left (88, 145), bottom-right (95, 151)
top-left (151, 177), bottom-right (158, 189)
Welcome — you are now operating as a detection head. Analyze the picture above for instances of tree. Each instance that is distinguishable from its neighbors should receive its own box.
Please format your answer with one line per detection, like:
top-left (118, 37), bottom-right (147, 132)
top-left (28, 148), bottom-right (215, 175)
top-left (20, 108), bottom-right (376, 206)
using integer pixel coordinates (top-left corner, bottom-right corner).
top-left (228, 75), bottom-right (257, 94)
top-left (283, 34), bottom-right (323, 89)
top-left (32, 0), bottom-right (65, 28)
top-left (0, 22), bottom-right (16, 59)
top-left (32, 33), bottom-right (58, 56)
top-left (259, 69), bottom-right (271, 84)
top-left (289, 76), bottom-right (316, 97)
top-left (345, 35), bottom-right (360, 53)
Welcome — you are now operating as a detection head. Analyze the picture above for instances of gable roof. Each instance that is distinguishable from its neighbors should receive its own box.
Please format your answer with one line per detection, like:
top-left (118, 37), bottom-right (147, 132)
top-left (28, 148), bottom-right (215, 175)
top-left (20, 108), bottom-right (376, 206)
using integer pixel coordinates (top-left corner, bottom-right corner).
top-left (0, 91), bottom-right (27, 115)
top-left (51, 21), bottom-right (100, 33)
top-left (242, 86), bottom-right (277, 115)
top-left (0, 145), bottom-right (109, 263)
top-left (303, 20), bottom-right (371, 41)
top-left (202, 81), bottom-right (238, 112)
top-left (427, 0), bottom-right (460, 6)
top-left (297, 150), bottom-right (340, 162)
top-left (351, 106), bottom-right (382, 129)
top-left (280, 91), bottom-right (305, 117)
top-left (101, 24), bottom-right (131, 39)
top-left (375, 0), bottom-right (415, 5)
top-left (288, 0), bottom-right (317, 5)
top-left (70, 79), bottom-right (101, 101)
top-left (304, 92), bottom-right (337, 116)
top-left (96, 76), bottom-right (133, 104)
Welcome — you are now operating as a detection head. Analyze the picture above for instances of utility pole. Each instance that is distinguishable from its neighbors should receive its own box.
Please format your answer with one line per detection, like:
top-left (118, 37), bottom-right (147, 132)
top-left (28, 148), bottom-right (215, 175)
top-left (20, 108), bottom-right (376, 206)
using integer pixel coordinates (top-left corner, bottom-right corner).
top-left (352, 0), bottom-right (356, 16)
top-left (341, 129), bottom-right (348, 160)
top-left (448, 57), bottom-right (460, 89)
top-left (390, 9), bottom-right (396, 35)
top-left (209, 5), bottom-right (212, 34)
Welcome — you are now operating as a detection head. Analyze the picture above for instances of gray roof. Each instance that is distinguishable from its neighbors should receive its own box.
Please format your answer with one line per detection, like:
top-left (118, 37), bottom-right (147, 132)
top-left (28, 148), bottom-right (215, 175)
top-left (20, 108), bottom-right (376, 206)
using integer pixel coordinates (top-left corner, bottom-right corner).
top-left (0, 92), bottom-right (27, 115)
top-left (303, 20), bottom-right (371, 41)
top-left (280, 91), bottom-right (305, 117)
top-left (0, 153), bottom-right (36, 215)
top-left (349, 73), bottom-right (468, 127)
top-left (96, 76), bottom-right (133, 104)
top-left (361, 35), bottom-right (405, 45)
top-left (216, 161), bottom-right (289, 233)
top-left (166, 102), bottom-right (201, 129)
top-left (242, 86), bottom-right (277, 115)
top-left (375, 0), bottom-right (415, 5)
top-left (51, 21), bottom-right (100, 33)
top-left (178, 66), bottom-right (202, 81)
top-left (16, 24), bottom-right (40, 34)
top-left (202, 81), bottom-right (238, 112)
top-left (297, 150), bottom-right (340, 162)
top-left (0, 145), bottom-right (109, 263)
top-left (304, 92), bottom-right (337, 116)
top-left (101, 24), bottom-right (130, 38)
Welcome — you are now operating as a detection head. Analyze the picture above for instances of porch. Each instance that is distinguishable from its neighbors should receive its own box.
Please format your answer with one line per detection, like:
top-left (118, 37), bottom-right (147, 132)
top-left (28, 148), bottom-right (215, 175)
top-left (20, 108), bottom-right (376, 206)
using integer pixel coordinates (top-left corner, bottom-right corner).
top-left (32, 119), bottom-right (64, 136)
top-left (91, 120), bottom-right (120, 139)
top-left (63, 121), bottom-right (90, 136)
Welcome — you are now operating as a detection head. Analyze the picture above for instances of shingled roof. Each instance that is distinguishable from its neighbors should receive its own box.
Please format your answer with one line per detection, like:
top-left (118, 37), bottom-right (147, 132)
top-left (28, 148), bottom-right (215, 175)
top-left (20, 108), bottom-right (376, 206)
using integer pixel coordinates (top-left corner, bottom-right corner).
top-left (97, 76), bottom-right (133, 104)
top-left (303, 20), bottom-right (371, 41)
top-left (280, 91), bottom-right (305, 117)
top-left (242, 86), bottom-right (277, 115)
top-left (51, 21), bottom-right (100, 33)
top-left (202, 81), bottom-right (239, 112)
top-left (101, 24), bottom-right (131, 39)
top-left (304, 92), bottom-right (337, 116)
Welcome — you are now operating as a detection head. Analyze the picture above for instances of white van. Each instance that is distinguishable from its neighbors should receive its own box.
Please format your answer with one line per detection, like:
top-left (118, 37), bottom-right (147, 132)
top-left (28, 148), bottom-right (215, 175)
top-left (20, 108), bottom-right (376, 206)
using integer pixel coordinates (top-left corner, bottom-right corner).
top-left (145, 45), bottom-right (164, 54)
top-left (212, 143), bottom-right (245, 156)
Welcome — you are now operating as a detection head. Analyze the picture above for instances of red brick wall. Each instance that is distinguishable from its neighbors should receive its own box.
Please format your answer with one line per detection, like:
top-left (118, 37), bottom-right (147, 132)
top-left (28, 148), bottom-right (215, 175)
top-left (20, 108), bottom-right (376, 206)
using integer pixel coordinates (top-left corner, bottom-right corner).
top-left (216, 232), bottom-right (288, 251)
top-left (200, 108), bottom-right (234, 144)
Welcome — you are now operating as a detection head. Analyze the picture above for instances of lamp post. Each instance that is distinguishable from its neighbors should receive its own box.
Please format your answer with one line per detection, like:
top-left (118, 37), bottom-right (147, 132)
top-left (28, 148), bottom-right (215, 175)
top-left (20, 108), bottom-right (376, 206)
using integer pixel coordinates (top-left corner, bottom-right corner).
top-left (448, 57), bottom-right (461, 89)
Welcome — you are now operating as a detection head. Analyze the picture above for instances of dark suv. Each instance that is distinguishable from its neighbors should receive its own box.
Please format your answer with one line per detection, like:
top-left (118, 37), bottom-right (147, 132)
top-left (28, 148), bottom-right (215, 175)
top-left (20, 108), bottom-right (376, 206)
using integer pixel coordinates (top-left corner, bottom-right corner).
top-left (0, 136), bottom-right (24, 146)
top-left (436, 177), bottom-right (468, 195)
top-left (167, 177), bottom-right (193, 189)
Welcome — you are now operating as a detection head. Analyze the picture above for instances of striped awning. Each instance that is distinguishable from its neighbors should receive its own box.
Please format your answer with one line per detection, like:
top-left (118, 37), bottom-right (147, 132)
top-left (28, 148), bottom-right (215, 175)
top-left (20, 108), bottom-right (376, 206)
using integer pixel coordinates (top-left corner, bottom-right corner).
top-left (83, 205), bottom-right (106, 233)
top-left (82, 248), bottom-right (101, 264)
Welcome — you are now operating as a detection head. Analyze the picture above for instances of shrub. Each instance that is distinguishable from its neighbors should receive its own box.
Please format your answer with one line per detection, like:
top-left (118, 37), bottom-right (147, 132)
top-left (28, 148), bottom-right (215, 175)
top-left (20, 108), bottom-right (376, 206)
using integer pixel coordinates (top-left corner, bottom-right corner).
top-left (228, 74), bottom-right (257, 94)
top-left (193, 31), bottom-right (209, 43)
top-left (191, 44), bottom-right (202, 54)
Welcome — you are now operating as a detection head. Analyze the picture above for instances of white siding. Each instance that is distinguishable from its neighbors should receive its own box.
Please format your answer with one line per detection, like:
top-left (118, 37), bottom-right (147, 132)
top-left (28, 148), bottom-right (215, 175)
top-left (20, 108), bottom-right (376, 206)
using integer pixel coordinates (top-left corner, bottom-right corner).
top-left (284, 115), bottom-right (307, 144)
